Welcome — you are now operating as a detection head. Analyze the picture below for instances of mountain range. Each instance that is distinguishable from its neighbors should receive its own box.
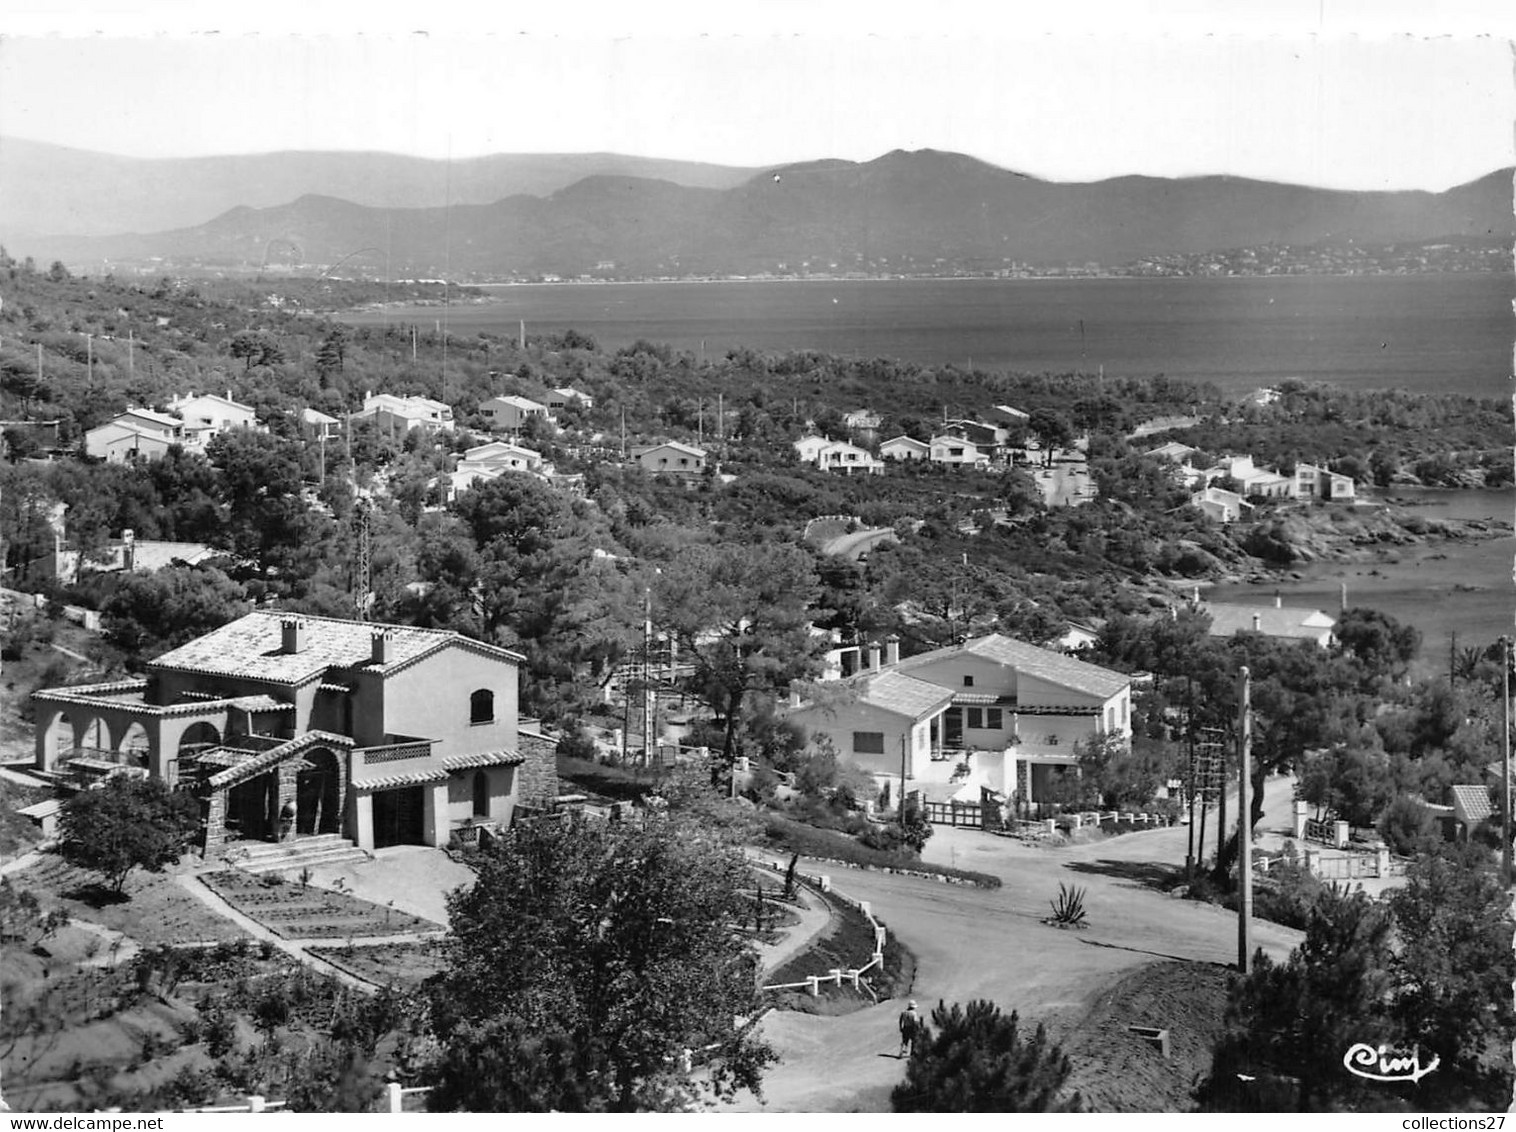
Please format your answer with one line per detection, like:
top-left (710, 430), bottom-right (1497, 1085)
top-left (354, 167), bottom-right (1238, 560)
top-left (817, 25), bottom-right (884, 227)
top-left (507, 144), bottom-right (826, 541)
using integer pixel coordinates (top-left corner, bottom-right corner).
top-left (4, 139), bottom-right (1510, 278)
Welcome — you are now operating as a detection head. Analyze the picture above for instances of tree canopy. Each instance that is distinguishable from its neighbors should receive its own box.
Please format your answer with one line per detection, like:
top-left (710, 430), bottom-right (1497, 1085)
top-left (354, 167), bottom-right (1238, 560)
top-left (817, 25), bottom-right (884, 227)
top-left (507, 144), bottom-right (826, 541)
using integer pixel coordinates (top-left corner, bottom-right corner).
top-left (59, 776), bottom-right (202, 894)
top-left (424, 811), bottom-right (774, 1112)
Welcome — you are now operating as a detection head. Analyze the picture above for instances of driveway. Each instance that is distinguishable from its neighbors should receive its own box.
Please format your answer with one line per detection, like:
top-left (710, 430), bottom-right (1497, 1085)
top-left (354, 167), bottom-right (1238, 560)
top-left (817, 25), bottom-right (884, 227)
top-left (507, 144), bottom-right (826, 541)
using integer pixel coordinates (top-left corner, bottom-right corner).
top-left (732, 776), bottom-right (1304, 1112)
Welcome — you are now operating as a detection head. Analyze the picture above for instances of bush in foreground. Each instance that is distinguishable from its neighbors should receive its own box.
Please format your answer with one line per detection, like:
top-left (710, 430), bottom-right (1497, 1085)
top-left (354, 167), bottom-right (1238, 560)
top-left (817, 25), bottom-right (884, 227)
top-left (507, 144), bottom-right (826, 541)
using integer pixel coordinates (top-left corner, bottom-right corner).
top-left (892, 999), bottom-right (1082, 1112)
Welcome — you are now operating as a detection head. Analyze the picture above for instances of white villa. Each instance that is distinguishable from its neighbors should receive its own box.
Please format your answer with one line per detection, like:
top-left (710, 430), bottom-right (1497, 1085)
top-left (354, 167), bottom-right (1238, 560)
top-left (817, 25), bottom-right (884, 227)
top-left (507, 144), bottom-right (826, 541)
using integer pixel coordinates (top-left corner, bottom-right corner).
top-left (350, 393), bottom-right (455, 434)
top-left (880, 436), bottom-right (930, 461)
top-left (481, 395), bottom-right (553, 431)
top-left (786, 633), bottom-right (1131, 815)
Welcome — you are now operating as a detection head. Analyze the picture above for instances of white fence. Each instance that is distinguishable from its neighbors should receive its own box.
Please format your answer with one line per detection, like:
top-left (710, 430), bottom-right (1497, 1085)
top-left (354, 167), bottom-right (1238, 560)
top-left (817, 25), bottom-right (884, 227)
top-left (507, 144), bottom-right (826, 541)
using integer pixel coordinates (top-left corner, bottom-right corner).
top-left (754, 861), bottom-right (888, 998)
top-left (183, 1083), bottom-right (432, 1114)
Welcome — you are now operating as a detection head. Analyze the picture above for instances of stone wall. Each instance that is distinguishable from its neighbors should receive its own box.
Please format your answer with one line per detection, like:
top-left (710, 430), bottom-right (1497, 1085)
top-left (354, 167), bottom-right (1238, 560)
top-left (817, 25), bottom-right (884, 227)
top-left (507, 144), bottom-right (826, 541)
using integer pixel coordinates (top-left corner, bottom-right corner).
top-left (516, 726), bottom-right (559, 808)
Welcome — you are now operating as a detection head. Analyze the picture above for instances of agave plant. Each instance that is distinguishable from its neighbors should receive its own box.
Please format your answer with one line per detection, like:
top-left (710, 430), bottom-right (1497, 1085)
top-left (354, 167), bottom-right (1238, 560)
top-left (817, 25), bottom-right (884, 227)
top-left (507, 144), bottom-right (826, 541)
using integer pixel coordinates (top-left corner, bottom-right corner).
top-left (1046, 882), bottom-right (1088, 928)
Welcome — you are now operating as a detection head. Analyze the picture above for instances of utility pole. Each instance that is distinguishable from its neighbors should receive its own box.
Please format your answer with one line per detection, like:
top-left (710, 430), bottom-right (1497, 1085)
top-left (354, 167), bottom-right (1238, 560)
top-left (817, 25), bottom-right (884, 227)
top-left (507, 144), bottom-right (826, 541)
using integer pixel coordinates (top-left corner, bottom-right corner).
top-left (1503, 636), bottom-right (1512, 887)
top-left (1449, 630), bottom-right (1457, 687)
top-left (1185, 675), bottom-right (1196, 880)
top-left (642, 586), bottom-right (653, 766)
top-left (127, 329), bottom-right (133, 379)
top-left (1237, 666), bottom-right (1253, 974)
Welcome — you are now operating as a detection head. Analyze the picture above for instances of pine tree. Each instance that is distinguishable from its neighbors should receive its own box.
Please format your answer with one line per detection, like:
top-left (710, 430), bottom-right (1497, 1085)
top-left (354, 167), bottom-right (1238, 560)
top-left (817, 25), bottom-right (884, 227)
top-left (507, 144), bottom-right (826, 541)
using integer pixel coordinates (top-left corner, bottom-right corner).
top-left (891, 999), bottom-right (1081, 1112)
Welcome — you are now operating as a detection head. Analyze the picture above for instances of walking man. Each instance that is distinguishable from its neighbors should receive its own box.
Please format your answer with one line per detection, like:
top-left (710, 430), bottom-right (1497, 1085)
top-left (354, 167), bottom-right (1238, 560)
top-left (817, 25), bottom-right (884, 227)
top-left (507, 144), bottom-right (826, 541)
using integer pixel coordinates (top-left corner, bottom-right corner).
top-left (898, 999), bottom-right (923, 1059)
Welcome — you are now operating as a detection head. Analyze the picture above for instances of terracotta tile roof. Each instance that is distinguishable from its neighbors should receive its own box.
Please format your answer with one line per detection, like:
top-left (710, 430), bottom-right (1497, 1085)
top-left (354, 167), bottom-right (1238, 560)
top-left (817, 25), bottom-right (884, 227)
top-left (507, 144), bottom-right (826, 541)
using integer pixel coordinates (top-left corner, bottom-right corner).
top-left (896, 633), bottom-right (1130, 700)
top-left (151, 611), bottom-right (523, 684)
top-left (358, 768), bottom-right (448, 789)
top-left (207, 731), bottom-right (351, 789)
top-left (441, 749), bottom-right (526, 771)
top-left (854, 670), bottom-right (955, 721)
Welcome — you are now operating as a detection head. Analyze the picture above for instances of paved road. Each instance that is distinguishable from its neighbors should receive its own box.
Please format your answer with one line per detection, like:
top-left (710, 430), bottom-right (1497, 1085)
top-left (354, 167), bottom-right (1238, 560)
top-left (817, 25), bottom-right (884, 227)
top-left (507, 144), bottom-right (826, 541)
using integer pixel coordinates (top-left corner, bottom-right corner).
top-left (733, 776), bottom-right (1303, 1112)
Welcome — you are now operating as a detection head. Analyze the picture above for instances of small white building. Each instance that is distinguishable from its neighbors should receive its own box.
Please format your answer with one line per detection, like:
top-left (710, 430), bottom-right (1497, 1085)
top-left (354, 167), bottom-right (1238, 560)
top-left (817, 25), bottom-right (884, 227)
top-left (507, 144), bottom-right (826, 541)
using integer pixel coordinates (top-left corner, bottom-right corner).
top-left (165, 391), bottom-right (259, 436)
top-left (1201, 598), bottom-right (1336, 647)
top-left (1191, 485), bottom-right (1250, 523)
top-left (633, 441), bottom-right (707, 477)
top-left (881, 436), bottom-right (930, 461)
top-left (547, 387), bottom-right (594, 413)
top-left (85, 408), bottom-right (188, 463)
top-left (929, 435), bottom-right (991, 468)
top-left (301, 408), bottom-right (342, 440)
top-left (1294, 463), bottom-right (1355, 502)
top-left (796, 436), bottom-right (882, 475)
top-left (351, 392), bottom-right (455, 433)
top-left (481, 395), bottom-right (553, 431)
top-left (450, 441), bottom-right (550, 498)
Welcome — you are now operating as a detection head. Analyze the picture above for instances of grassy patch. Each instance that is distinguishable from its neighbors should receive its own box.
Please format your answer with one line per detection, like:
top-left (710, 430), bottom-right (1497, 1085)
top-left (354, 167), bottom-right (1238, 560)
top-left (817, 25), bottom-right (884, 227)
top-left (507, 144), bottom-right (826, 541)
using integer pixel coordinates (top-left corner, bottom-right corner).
top-left (765, 887), bottom-right (915, 1015)
top-left (15, 852), bottom-right (249, 944)
top-left (555, 754), bottom-right (666, 802)
top-left (198, 871), bottom-right (434, 940)
top-left (762, 813), bottom-right (1001, 888)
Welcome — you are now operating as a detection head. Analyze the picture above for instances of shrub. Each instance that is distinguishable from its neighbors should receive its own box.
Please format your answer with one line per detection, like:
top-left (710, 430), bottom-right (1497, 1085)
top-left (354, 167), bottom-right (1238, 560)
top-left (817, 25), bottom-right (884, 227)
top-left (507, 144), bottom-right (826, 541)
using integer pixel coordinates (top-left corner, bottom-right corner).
top-left (761, 813), bottom-right (999, 888)
top-left (1045, 883), bottom-right (1088, 928)
top-left (892, 999), bottom-right (1082, 1112)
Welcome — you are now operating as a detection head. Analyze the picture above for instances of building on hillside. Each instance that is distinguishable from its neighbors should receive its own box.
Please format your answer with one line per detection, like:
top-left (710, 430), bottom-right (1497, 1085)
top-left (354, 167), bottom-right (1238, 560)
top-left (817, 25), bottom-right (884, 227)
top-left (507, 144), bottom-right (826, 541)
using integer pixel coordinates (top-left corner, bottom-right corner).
top-left (547, 387), bottom-right (594, 412)
top-left (786, 633), bottom-right (1131, 816)
top-left (44, 522), bottom-right (218, 585)
top-left (792, 434), bottom-right (833, 464)
top-left (992, 404), bottom-right (1030, 422)
top-left (481, 395), bottom-right (553, 431)
top-left (85, 408), bottom-right (190, 463)
top-left (165, 391), bottom-right (260, 437)
top-left (1054, 621), bottom-right (1102, 652)
top-left (929, 435), bottom-right (991, 468)
top-left (1146, 441), bottom-right (1202, 463)
top-left (1293, 463), bottom-right (1356, 502)
top-left (1212, 454), bottom-right (1292, 499)
top-left (449, 440), bottom-right (550, 498)
top-left (842, 409), bottom-right (882, 436)
top-left (798, 437), bottom-right (883, 475)
top-left (880, 435), bottom-right (930, 461)
top-left (1190, 485), bottom-right (1250, 523)
top-left (1199, 596), bottom-right (1336, 647)
top-left (31, 612), bottom-right (554, 854)
top-left (944, 419), bottom-right (1010, 451)
top-left (301, 408), bottom-right (342, 440)
top-left (633, 441), bottom-right (707, 478)
top-left (350, 392), bottom-right (455, 434)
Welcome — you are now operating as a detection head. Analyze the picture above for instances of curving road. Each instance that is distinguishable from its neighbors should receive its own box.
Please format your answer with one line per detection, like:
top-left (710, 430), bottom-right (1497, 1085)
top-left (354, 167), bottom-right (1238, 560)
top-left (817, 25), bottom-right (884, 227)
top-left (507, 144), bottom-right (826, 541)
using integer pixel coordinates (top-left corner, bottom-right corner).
top-left (733, 775), bottom-right (1303, 1112)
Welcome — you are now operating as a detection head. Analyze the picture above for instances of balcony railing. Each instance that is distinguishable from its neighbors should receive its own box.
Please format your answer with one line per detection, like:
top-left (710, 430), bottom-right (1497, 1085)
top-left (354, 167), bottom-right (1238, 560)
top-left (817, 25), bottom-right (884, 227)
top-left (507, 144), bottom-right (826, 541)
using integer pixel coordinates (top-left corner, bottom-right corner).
top-left (360, 738), bottom-right (434, 766)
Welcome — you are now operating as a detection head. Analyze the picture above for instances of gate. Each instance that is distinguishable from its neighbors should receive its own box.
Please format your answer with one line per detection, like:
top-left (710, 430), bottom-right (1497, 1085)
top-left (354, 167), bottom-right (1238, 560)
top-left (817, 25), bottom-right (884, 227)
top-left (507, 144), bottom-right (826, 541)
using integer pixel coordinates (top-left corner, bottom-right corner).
top-left (924, 800), bottom-right (982, 827)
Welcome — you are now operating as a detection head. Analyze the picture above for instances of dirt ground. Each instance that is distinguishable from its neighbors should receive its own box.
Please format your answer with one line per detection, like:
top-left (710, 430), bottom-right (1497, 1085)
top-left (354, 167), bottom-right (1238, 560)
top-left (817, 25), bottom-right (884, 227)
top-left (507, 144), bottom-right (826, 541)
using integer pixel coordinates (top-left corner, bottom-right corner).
top-left (730, 775), bottom-right (1302, 1112)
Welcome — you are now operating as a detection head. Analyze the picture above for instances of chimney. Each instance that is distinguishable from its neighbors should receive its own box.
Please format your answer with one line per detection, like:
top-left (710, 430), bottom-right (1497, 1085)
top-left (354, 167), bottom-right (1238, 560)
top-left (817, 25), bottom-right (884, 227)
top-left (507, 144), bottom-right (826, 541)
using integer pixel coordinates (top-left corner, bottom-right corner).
top-left (280, 617), bottom-right (307, 655)
top-left (885, 635), bottom-right (901, 666)
top-left (868, 642), bottom-right (882, 673)
top-left (1252, 613), bottom-right (1262, 632)
top-left (371, 629), bottom-right (394, 665)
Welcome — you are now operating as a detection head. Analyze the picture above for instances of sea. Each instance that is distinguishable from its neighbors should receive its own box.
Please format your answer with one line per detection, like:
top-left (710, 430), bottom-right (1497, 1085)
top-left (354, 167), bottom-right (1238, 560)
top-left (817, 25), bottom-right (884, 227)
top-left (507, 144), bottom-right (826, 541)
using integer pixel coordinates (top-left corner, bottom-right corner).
top-left (341, 273), bottom-right (1515, 661)
top-left (344, 273), bottom-right (1514, 400)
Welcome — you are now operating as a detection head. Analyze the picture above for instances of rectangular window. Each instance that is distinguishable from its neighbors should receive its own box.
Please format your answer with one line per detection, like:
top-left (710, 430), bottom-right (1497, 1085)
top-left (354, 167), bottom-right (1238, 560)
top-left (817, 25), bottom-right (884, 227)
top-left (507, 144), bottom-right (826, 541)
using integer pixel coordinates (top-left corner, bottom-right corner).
top-left (852, 731), bottom-right (886, 755)
top-left (987, 708), bottom-right (1003, 730)
top-left (966, 708), bottom-right (983, 729)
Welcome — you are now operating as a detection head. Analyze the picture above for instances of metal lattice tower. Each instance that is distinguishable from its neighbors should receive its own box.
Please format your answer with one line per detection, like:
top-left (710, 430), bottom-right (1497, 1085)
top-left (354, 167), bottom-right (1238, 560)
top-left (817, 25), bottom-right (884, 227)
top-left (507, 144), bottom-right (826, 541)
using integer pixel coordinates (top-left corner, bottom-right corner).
top-left (1194, 727), bottom-right (1227, 802)
top-left (354, 497), bottom-right (371, 621)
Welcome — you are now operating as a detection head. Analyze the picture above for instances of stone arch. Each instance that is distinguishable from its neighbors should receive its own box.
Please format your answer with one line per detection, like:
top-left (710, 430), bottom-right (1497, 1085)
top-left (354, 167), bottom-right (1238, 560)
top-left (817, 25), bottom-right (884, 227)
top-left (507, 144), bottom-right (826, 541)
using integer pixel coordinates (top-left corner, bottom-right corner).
top-left (34, 705), bottom-right (74, 770)
top-left (295, 747), bottom-right (342, 836)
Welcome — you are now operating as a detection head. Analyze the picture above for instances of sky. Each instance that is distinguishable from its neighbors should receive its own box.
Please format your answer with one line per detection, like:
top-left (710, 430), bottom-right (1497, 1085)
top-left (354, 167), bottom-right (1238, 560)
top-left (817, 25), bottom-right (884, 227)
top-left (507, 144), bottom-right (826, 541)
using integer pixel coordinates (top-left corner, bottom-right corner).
top-left (1, 1), bottom-right (1513, 191)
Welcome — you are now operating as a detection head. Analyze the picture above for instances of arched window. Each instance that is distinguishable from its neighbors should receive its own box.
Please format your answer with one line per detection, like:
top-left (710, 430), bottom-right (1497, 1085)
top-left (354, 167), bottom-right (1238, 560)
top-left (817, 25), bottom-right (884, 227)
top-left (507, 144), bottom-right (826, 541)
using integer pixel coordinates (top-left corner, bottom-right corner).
top-left (473, 771), bottom-right (490, 818)
top-left (469, 689), bottom-right (495, 725)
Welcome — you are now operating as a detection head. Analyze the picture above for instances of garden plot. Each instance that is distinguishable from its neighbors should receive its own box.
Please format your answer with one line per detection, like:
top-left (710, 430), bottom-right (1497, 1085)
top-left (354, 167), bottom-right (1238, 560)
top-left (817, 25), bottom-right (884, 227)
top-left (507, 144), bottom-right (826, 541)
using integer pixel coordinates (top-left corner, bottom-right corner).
top-left (198, 872), bottom-right (434, 939)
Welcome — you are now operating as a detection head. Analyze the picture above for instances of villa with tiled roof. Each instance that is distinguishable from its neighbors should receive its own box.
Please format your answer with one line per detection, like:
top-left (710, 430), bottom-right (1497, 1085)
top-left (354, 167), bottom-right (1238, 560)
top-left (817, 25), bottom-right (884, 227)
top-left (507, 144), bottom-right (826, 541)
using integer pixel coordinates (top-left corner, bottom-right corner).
top-left (786, 633), bottom-right (1131, 815)
top-left (32, 612), bottom-right (555, 854)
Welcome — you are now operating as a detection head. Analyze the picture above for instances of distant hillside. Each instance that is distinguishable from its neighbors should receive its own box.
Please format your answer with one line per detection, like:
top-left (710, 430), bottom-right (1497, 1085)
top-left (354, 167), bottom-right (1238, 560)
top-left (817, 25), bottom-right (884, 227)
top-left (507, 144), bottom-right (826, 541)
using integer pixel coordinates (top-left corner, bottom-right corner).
top-left (0, 137), bottom-right (762, 240)
top-left (9, 146), bottom-right (1512, 278)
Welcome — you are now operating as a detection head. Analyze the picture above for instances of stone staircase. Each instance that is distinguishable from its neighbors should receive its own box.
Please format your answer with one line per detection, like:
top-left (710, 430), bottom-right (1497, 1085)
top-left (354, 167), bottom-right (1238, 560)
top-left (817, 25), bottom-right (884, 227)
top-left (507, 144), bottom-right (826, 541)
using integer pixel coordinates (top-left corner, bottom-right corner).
top-left (222, 833), bottom-right (370, 876)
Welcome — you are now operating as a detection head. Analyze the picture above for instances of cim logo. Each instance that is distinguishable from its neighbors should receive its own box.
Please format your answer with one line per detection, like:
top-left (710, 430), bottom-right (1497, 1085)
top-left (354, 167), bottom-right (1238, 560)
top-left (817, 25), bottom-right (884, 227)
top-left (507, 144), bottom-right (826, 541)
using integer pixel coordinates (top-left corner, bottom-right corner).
top-left (1343, 1042), bottom-right (1440, 1084)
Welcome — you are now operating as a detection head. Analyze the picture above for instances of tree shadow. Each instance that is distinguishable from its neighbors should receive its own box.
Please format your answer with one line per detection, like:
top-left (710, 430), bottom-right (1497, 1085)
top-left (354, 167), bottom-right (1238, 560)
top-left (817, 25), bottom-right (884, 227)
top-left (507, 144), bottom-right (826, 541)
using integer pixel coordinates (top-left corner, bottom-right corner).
top-left (63, 882), bottom-right (129, 908)
top-left (1063, 858), bottom-right (1184, 893)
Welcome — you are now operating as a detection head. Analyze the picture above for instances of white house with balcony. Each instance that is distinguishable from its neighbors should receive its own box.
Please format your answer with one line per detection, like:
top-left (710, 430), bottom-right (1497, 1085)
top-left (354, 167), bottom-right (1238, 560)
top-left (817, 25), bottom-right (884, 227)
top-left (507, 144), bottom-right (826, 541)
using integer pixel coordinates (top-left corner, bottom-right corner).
top-left (881, 436), bottom-right (929, 461)
top-left (795, 436), bottom-right (883, 475)
top-left (786, 633), bottom-right (1131, 814)
top-left (165, 391), bottom-right (260, 437)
